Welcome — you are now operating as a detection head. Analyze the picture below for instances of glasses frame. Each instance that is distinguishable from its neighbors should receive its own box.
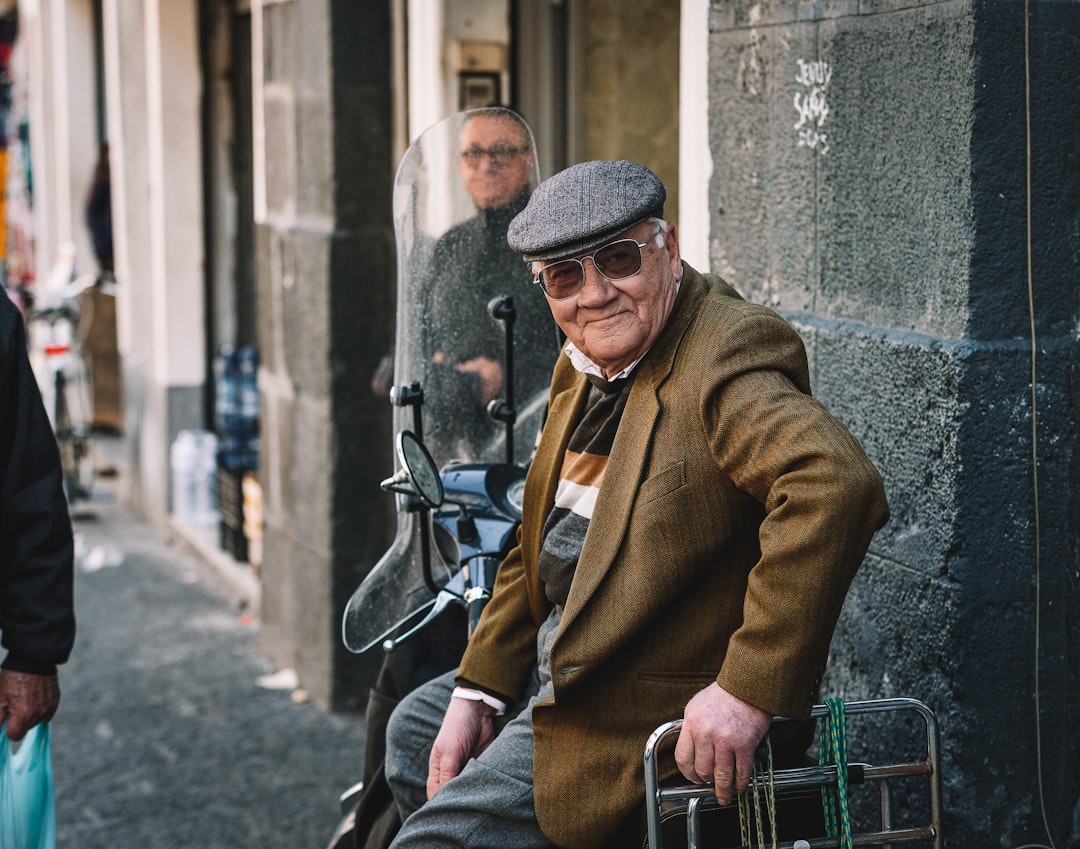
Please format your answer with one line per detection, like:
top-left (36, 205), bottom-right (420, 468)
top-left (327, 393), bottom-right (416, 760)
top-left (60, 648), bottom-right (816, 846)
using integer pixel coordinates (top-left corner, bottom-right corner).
top-left (533, 225), bottom-right (664, 301)
top-left (458, 145), bottom-right (532, 167)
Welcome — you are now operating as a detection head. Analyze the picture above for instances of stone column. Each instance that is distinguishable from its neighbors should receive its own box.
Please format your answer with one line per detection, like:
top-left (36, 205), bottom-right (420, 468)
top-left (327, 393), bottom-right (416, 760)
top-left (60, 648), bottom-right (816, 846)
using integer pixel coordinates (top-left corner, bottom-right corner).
top-left (254, 0), bottom-right (394, 709)
top-left (706, 1), bottom-right (1077, 843)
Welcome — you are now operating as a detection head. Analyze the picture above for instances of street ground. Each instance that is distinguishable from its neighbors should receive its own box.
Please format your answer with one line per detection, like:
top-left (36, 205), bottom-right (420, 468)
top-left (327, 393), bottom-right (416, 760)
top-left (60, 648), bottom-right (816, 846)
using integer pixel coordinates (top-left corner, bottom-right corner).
top-left (51, 450), bottom-right (366, 849)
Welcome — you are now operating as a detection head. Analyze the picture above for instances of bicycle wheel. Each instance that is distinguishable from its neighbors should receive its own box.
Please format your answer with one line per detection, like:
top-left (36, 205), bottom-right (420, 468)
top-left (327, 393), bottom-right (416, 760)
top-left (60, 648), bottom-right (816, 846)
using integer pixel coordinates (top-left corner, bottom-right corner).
top-left (54, 369), bottom-right (95, 503)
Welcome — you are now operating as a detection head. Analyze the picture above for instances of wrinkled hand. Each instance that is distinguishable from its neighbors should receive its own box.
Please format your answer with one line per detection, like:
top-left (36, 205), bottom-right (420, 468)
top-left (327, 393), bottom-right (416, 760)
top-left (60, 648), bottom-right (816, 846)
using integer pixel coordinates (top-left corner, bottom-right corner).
top-left (674, 683), bottom-right (771, 806)
top-left (0, 670), bottom-right (60, 740)
top-left (426, 695), bottom-right (498, 799)
top-left (455, 357), bottom-right (503, 406)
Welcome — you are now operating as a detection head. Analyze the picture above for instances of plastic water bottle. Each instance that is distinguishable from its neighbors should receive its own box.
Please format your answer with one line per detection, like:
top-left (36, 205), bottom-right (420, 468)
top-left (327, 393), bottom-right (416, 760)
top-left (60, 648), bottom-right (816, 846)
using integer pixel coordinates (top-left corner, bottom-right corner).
top-left (171, 429), bottom-right (219, 525)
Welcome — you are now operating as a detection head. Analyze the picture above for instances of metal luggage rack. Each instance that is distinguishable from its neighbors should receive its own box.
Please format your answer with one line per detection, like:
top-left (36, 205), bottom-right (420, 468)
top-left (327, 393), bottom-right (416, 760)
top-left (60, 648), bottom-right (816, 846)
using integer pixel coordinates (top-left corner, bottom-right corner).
top-left (644, 697), bottom-right (942, 849)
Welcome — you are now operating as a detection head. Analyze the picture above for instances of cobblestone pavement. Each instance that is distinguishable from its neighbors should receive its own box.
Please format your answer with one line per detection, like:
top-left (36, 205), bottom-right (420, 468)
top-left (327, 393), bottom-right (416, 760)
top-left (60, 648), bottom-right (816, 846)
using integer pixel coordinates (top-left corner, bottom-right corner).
top-left (51, 471), bottom-right (366, 849)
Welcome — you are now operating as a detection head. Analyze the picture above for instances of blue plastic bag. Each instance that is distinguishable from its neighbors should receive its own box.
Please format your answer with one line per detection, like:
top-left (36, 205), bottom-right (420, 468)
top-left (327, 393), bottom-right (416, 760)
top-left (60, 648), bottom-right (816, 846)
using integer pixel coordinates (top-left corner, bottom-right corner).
top-left (0, 721), bottom-right (56, 849)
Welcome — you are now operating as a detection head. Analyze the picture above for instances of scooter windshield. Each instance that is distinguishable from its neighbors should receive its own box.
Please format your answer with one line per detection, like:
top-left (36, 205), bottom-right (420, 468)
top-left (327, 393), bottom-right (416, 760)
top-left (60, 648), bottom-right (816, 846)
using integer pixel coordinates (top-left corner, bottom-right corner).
top-left (343, 109), bottom-right (558, 653)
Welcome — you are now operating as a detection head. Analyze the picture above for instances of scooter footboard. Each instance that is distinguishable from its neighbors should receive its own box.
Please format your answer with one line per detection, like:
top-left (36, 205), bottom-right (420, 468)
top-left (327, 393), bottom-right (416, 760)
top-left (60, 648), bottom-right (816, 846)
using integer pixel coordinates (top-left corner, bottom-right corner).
top-left (643, 698), bottom-right (942, 849)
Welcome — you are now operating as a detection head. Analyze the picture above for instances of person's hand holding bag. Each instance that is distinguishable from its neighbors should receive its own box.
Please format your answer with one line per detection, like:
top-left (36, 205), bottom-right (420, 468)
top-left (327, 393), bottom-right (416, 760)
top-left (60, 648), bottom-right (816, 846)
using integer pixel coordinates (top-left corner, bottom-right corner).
top-left (0, 670), bottom-right (61, 741)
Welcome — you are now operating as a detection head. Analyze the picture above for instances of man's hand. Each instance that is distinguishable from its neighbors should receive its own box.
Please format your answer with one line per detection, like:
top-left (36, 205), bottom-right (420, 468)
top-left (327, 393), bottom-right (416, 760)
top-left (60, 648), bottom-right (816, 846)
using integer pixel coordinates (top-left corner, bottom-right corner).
top-left (455, 356), bottom-right (504, 405)
top-left (674, 683), bottom-right (771, 806)
top-left (0, 670), bottom-right (60, 740)
top-left (426, 695), bottom-right (499, 799)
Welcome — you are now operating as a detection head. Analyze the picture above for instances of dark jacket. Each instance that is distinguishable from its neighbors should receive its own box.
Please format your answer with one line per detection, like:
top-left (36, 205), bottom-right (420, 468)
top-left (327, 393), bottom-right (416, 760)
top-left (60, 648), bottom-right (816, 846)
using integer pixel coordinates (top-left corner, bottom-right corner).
top-left (0, 292), bottom-right (75, 674)
top-left (419, 192), bottom-right (556, 459)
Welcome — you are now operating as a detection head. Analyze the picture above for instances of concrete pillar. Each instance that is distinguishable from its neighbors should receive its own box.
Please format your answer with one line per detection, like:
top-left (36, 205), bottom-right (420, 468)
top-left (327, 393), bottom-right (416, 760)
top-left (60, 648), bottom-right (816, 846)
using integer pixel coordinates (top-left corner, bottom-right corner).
top-left (678, 0), bottom-right (711, 271)
top-left (406, 0), bottom-right (442, 139)
top-left (101, 0), bottom-right (205, 527)
top-left (103, 0), bottom-right (150, 510)
top-left (143, 0), bottom-right (205, 391)
top-left (23, 0), bottom-right (97, 280)
top-left (254, 0), bottom-right (394, 710)
top-left (706, 1), bottom-right (1078, 844)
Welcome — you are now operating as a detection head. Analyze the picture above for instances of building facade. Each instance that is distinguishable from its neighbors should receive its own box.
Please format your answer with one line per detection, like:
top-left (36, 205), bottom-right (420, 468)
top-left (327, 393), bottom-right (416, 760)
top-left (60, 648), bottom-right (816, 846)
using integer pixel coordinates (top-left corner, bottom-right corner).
top-left (13, 0), bottom-right (1079, 843)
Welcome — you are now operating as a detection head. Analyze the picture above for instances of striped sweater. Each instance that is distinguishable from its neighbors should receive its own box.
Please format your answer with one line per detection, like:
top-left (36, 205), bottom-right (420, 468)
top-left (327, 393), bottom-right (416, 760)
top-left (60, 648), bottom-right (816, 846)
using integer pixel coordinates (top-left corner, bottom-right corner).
top-left (536, 373), bottom-right (633, 607)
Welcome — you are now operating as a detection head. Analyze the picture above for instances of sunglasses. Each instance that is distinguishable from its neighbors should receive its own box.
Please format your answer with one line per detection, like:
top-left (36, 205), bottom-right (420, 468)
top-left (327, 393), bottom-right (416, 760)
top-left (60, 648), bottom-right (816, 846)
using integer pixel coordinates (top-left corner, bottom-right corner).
top-left (534, 227), bottom-right (663, 300)
top-left (459, 145), bottom-right (530, 167)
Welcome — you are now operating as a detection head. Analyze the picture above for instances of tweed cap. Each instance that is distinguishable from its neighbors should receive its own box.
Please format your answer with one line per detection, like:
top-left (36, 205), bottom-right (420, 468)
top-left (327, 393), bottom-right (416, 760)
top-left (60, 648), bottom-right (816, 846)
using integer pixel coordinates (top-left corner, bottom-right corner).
top-left (507, 160), bottom-right (666, 262)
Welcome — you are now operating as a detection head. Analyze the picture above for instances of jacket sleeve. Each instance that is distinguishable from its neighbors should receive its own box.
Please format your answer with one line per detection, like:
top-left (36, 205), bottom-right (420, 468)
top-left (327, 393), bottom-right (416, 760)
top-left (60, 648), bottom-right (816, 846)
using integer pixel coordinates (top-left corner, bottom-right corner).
top-left (0, 298), bottom-right (76, 674)
top-left (454, 534), bottom-right (544, 704)
top-left (702, 308), bottom-right (889, 718)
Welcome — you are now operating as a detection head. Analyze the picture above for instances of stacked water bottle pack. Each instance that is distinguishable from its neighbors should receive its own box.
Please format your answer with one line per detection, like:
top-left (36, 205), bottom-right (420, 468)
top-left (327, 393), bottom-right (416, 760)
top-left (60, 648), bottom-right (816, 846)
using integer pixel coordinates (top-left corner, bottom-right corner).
top-left (170, 429), bottom-right (218, 526)
top-left (214, 344), bottom-right (260, 562)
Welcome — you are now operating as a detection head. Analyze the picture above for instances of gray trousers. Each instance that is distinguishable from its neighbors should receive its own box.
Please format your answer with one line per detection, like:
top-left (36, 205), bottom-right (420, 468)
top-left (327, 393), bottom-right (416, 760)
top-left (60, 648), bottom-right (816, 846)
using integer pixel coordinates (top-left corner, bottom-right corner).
top-left (384, 609), bottom-right (562, 849)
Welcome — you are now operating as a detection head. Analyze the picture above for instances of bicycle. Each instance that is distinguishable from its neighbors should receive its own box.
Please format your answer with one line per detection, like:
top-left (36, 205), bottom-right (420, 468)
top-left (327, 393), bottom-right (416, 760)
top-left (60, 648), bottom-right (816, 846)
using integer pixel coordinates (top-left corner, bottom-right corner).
top-left (21, 272), bottom-right (113, 504)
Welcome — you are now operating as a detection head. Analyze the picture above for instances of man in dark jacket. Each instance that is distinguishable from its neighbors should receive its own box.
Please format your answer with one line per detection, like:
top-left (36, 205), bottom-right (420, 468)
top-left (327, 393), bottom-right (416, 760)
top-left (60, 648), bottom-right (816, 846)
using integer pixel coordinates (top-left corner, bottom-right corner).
top-left (0, 290), bottom-right (75, 740)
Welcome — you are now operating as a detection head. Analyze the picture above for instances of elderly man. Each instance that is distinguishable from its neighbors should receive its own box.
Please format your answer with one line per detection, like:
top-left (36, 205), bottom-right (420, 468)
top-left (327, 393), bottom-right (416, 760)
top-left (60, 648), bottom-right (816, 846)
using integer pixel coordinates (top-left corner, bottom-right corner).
top-left (383, 160), bottom-right (889, 849)
top-left (0, 292), bottom-right (75, 740)
top-left (375, 108), bottom-right (550, 457)
top-left (425, 108), bottom-right (539, 407)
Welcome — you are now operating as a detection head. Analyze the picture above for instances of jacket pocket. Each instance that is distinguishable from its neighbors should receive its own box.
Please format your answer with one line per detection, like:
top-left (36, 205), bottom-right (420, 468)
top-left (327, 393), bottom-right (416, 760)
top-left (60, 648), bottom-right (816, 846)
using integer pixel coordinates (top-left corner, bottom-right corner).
top-left (635, 461), bottom-right (686, 507)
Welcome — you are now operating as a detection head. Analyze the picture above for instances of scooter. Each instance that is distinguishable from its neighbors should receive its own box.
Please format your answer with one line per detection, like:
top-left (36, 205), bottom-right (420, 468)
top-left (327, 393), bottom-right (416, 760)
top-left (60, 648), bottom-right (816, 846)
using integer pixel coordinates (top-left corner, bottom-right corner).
top-left (326, 108), bottom-right (557, 849)
top-left (327, 428), bottom-right (528, 849)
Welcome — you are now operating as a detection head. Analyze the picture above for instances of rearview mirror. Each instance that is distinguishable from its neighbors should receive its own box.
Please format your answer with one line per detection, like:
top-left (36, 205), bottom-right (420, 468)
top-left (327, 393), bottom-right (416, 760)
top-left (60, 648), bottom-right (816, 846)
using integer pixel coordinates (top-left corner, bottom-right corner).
top-left (396, 430), bottom-right (444, 508)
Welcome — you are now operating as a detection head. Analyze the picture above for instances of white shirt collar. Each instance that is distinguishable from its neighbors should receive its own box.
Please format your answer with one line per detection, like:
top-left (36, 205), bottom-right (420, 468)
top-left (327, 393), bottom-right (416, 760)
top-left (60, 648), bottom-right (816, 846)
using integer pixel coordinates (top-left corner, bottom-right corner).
top-left (563, 343), bottom-right (643, 381)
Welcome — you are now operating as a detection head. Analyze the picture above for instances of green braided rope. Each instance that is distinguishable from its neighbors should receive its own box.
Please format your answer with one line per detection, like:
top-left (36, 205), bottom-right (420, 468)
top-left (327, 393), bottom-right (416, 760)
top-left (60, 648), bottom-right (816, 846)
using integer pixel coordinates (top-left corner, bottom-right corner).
top-left (819, 697), bottom-right (853, 849)
top-left (737, 736), bottom-right (777, 849)
top-left (738, 789), bottom-right (751, 848)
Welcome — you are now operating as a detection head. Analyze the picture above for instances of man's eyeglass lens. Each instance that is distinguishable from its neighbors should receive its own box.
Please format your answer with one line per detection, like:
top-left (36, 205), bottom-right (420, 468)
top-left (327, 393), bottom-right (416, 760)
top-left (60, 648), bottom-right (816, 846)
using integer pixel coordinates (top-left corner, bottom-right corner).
top-left (537, 236), bottom-right (654, 300)
top-left (460, 145), bottom-right (528, 166)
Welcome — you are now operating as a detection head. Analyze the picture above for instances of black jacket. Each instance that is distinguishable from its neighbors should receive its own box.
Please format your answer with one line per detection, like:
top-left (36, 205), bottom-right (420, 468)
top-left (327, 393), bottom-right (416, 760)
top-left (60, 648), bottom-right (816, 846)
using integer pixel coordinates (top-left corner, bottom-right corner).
top-left (0, 292), bottom-right (75, 674)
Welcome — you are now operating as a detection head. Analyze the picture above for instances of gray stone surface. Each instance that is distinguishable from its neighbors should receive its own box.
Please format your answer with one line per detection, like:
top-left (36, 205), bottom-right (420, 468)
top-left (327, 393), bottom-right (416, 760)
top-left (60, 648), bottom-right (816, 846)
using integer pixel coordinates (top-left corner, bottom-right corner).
top-left (53, 474), bottom-right (364, 849)
top-left (254, 0), bottom-right (395, 711)
top-left (707, 0), bottom-right (1079, 843)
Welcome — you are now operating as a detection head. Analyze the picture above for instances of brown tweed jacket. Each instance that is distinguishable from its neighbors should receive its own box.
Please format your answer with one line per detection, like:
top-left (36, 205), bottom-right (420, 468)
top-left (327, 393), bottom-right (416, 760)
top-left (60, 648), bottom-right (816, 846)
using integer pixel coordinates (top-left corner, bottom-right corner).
top-left (456, 264), bottom-right (889, 848)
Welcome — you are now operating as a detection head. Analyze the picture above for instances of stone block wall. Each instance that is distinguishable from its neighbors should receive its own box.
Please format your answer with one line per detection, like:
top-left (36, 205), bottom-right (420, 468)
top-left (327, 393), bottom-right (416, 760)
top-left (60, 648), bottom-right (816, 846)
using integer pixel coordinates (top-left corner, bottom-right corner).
top-left (254, 0), bottom-right (395, 710)
top-left (706, 0), bottom-right (1078, 843)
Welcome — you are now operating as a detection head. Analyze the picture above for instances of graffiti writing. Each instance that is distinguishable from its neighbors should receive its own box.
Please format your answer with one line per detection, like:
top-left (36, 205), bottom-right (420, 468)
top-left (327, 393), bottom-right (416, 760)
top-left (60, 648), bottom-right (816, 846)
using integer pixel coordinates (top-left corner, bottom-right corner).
top-left (795, 59), bottom-right (832, 88)
top-left (793, 59), bottom-right (831, 155)
top-left (794, 87), bottom-right (828, 129)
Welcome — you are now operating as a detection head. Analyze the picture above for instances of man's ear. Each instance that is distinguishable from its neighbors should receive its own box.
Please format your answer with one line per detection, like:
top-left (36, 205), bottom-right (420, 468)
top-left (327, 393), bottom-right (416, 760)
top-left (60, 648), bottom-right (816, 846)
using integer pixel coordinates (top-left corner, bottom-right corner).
top-left (663, 222), bottom-right (682, 273)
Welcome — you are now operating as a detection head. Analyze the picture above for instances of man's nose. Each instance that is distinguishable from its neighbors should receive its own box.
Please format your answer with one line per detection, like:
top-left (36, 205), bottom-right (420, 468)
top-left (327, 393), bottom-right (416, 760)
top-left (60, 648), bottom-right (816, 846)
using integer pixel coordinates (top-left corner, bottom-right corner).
top-left (576, 258), bottom-right (615, 304)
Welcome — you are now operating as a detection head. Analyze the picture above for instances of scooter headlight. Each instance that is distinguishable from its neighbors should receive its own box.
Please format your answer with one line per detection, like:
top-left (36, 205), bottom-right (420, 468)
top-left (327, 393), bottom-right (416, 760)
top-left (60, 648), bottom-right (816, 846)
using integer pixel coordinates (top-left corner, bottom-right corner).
top-left (505, 478), bottom-right (526, 516)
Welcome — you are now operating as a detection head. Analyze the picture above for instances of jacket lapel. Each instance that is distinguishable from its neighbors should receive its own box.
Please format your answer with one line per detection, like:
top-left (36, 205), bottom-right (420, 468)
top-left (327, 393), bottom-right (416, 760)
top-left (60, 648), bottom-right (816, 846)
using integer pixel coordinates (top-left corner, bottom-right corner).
top-left (522, 367), bottom-right (591, 568)
top-left (559, 267), bottom-right (709, 626)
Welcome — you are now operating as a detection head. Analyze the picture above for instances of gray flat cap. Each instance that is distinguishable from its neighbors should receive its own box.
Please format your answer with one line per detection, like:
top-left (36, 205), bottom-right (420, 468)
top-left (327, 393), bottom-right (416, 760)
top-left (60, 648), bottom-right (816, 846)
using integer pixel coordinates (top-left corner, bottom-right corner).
top-left (507, 160), bottom-right (666, 262)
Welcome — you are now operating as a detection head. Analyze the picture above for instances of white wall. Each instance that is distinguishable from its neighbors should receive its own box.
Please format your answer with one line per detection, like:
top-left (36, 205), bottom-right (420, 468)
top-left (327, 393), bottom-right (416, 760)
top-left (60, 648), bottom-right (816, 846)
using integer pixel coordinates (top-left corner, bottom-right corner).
top-left (99, 0), bottom-right (207, 525)
top-left (24, 0), bottom-right (97, 281)
top-left (679, 0), bottom-right (712, 272)
top-left (406, 0), bottom-right (444, 142)
top-left (143, 0), bottom-right (205, 387)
